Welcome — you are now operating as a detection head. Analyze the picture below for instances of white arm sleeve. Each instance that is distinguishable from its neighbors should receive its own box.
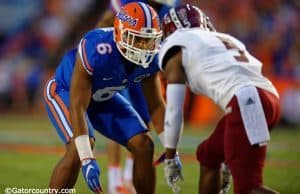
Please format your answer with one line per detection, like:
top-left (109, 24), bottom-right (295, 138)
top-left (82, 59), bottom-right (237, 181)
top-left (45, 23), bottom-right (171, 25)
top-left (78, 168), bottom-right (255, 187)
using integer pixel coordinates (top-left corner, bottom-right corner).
top-left (164, 84), bottom-right (186, 149)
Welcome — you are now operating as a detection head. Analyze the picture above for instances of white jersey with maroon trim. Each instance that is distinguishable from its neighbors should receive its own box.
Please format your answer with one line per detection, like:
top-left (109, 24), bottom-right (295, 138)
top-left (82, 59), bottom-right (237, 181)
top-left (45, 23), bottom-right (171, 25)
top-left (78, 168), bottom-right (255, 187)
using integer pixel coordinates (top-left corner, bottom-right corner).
top-left (158, 28), bottom-right (278, 110)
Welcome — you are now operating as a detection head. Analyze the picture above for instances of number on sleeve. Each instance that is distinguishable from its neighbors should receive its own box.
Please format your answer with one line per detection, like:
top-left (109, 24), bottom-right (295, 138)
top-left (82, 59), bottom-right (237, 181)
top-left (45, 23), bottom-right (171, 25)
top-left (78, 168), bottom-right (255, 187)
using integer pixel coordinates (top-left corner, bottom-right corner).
top-left (97, 43), bottom-right (112, 55)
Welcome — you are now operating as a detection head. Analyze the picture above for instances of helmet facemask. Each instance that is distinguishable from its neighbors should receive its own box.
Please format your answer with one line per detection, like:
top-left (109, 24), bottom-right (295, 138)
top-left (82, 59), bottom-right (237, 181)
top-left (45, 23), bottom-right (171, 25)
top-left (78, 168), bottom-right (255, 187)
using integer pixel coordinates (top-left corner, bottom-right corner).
top-left (117, 27), bottom-right (162, 68)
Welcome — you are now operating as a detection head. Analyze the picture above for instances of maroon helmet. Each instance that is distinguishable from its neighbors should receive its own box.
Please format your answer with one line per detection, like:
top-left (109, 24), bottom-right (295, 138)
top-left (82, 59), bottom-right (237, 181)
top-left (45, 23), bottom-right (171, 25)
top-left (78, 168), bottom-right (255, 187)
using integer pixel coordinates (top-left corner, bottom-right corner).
top-left (162, 4), bottom-right (216, 38)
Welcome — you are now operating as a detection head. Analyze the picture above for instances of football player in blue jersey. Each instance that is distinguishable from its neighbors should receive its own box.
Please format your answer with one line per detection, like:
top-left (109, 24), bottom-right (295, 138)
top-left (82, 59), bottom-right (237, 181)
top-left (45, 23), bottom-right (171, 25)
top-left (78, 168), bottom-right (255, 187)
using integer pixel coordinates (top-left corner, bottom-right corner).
top-left (97, 1), bottom-right (181, 193)
top-left (44, 2), bottom-right (165, 194)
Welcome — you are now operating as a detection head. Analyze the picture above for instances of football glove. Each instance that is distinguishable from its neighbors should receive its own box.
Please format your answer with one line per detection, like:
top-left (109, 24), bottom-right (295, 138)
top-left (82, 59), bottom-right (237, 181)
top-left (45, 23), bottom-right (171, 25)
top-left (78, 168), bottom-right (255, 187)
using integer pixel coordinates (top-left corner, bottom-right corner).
top-left (164, 156), bottom-right (184, 194)
top-left (81, 159), bottom-right (103, 193)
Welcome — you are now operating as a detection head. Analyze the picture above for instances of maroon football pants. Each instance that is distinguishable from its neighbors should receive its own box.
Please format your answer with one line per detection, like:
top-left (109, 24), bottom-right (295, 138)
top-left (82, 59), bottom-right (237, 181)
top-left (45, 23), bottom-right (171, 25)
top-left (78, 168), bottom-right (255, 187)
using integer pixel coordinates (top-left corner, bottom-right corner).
top-left (197, 88), bottom-right (280, 194)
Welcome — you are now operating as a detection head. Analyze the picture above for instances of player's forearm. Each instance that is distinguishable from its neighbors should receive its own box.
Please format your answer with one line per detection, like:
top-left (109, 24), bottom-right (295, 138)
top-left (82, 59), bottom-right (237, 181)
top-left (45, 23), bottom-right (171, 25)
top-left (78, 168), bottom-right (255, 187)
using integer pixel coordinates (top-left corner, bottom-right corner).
top-left (70, 56), bottom-right (92, 137)
top-left (164, 84), bottom-right (186, 149)
top-left (142, 74), bottom-right (166, 134)
top-left (70, 102), bottom-right (89, 137)
top-left (149, 103), bottom-right (165, 134)
top-left (70, 100), bottom-right (95, 161)
top-left (69, 84), bottom-right (91, 137)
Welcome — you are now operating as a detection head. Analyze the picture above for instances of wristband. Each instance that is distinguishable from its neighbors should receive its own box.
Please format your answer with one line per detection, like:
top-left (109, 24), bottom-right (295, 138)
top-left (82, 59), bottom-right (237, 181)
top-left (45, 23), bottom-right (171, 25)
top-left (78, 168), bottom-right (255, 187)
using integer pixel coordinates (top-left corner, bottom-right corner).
top-left (74, 134), bottom-right (94, 161)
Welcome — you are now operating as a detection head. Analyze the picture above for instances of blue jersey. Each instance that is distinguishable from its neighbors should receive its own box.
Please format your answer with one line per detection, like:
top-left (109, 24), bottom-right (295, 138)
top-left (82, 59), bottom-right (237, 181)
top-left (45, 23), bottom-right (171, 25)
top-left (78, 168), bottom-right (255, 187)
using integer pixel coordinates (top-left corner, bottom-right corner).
top-left (54, 28), bottom-right (159, 103)
top-left (110, 0), bottom-right (181, 19)
top-left (46, 28), bottom-right (159, 145)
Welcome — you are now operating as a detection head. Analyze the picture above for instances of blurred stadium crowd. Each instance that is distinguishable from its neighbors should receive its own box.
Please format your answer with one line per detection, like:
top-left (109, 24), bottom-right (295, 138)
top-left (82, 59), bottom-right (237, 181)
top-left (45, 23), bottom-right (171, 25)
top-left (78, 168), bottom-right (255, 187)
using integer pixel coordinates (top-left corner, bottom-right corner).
top-left (0, 0), bottom-right (299, 125)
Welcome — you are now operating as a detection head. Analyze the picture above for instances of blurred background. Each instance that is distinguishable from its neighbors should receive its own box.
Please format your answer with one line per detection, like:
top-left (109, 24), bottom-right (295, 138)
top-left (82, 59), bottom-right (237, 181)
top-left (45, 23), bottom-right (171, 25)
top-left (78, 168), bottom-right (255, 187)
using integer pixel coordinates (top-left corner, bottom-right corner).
top-left (0, 0), bottom-right (299, 193)
top-left (0, 0), bottom-right (299, 126)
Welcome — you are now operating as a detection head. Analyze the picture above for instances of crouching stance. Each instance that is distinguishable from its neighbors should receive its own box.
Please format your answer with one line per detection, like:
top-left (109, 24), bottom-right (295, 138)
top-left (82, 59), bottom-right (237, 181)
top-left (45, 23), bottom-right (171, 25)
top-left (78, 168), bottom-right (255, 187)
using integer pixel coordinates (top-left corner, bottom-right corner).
top-left (44, 2), bottom-right (165, 194)
top-left (159, 4), bottom-right (280, 194)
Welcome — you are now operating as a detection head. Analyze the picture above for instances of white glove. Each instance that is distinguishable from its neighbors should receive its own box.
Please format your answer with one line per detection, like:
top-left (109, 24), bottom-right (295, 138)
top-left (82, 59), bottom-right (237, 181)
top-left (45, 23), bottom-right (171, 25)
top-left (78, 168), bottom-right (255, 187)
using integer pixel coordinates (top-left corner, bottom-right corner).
top-left (164, 154), bottom-right (184, 194)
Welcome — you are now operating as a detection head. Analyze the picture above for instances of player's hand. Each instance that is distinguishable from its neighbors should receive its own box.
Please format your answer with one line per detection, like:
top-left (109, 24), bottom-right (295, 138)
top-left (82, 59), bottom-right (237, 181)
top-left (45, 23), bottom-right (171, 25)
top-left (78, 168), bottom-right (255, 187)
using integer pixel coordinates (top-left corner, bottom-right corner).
top-left (164, 156), bottom-right (184, 194)
top-left (153, 151), bottom-right (181, 166)
top-left (81, 159), bottom-right (103, 193)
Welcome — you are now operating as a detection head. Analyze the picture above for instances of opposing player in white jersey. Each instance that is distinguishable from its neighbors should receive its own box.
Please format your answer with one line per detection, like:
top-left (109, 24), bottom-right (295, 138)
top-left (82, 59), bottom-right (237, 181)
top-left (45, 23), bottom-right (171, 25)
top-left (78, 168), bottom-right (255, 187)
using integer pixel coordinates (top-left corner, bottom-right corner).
top-left (159, 4), bottom-right (280, 194)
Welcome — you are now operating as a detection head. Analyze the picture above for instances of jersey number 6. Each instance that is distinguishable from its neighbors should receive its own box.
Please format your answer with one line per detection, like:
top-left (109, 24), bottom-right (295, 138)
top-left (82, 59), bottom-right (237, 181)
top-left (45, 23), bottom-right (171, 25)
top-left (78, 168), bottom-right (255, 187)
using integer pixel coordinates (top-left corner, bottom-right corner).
top-left (92, 86), bottom-right (126, 101)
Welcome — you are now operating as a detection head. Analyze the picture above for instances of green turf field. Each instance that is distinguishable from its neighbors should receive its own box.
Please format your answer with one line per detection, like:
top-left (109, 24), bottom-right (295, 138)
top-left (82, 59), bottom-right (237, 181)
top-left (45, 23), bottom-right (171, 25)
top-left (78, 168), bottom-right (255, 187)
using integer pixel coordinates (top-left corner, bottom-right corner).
top-left (0, 114), bottom-right (299, 193)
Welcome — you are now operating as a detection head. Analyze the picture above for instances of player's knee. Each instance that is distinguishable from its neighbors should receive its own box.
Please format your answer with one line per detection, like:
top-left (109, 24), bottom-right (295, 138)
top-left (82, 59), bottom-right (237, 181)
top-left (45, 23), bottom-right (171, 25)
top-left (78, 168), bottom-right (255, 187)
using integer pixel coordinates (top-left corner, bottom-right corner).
top-left (135, 135), bottom-right (154, 156)
top-left (196, 142), bottom-right (223, 169)
top-left (128, 134), bottom-right (154, 158)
